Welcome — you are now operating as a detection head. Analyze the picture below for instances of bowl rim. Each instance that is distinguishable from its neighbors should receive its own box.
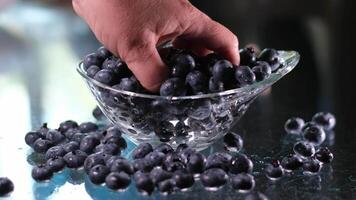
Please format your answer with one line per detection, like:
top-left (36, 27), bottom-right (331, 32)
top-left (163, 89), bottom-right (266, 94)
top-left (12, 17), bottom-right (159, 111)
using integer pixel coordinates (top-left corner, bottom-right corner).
top-left (77, 50), bottom-right (300, 100)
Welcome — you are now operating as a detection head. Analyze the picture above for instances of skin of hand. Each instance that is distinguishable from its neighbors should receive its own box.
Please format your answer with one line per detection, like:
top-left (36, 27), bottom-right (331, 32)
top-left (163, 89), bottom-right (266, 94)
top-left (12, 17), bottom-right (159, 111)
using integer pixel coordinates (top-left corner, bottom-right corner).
top-left (73, 0), bottom-right (240, 92)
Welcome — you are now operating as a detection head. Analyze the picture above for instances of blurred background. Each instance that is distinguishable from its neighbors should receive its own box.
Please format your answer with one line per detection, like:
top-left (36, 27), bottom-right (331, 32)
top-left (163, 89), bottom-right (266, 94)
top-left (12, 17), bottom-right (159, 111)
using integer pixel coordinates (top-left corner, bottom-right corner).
top-left (0, 0), bottom-right (356, 199)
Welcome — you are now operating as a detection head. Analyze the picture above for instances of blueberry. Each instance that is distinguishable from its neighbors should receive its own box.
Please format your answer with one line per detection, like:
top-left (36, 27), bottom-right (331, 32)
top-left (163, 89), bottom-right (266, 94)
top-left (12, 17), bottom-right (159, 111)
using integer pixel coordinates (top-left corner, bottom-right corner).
top-left (145, 151), bottom-right (165, 167)
top-left (59, 120), bottom-right (78, 133)
top-left (293, 141), bottom-right (315, 158)
top-left (315, 147), bottom-right (334, 163)
top-left (25, 131), bottom-right (43, 147)
top-left (46, 130), bottom-right (66, 145)
top-left (33, 138), bottom-right (53, 153)
top-left (303, 158), bottom-right (322, 174)
top-left (265, 160), bottom-right (284, 180)
top-left (173, 171), bottom-right (194, 190)
top-left (154, 143), bottom-right (174, 154)
top-left (93, 69), bottom-right (115, 85)
top-left (71, 133), bottom-right (86, 143)
top-left (92, 106), bottom-right (105, 121)
top-left (229, 154), bottom-right (254, 174)
top-left (80, 136), bottom-right (100, 153)
top-left (46, 157), bottom-right (66, 173)
top-left (86, 65), bottom-right (101, 78)
top-left (63, 128), bottom-right (80, 140)
top-left (186, 153), bottom-right (205, 174)
top-left (200, 168), bottom-right (228, 190)
top-left (104, 126), bottom-right (122, 138)
top-left (45, 146), bottom-right (66, 160)
top-left (63, 150), bottom-right (87, 168)
top-left (79, 122), bottom-right (98, 133)
top-left (164, 152), bottom-right (184, 164)
top-left (170, 59), bottom-right (194, 78)
top-left (224, 132), bottom-right (244, 152)
top-left (231, 173), bottom-right (255, 192)
top-left (175, 143), bottom-right (189, 153)
top-left (303, 125), bottom-right (326, 146)
top-left (245, 192), bottom-right (269, 200)
top-left (94, 143), bottom-right (120, 155)
top-left (0, 177), bottom-right (14, 197)
top-left (37, 123), bottom-right (50, 137)
top-left (163, 161), bottom-right (185, 173)
top-left (31, 164), bottom-right (53, 181)
top-left (178, 148), bottom-right (197, 164)
top-left (105, 156), bottom-right (125, 168)
top-left (89, 130), bottom-right (106, 141)
top-left (258, 48), bottom-right (279, 65)
top-left (212, 59), bottom-right (234, 83)
top-left (234, 65), bottom-right (256, 86)
top-left (102, 57), bottom-right (131, 78)
top-left (157, 179), bottom-right (175, 195)
top-left (312, 112), bottom-right (336, 131)
top-left (105, 172), bottom-right (131, 190)
top-left (132, 143), bottom-right (153, 159)
top-left (185, 70), bottom-right (208, 94)
top-left (239, 47), bottom-right (257, 66)
top-left (134, 172), bottom-right (155, 195)
top-left (89, 164), bottom-right (110, 184)
top-left (110, 159), bottom-right (134, 175)
top-left (301, 121), bottom-right (318, 132)
top-left (284, 117), bottom-right (305, 135)
top-left (84, 153), bottom-right (106, 173)
top-left (252, 61), bottom-right (272, 81)
top-left (102, 136), bottom-right (127, 150)
top-left (96, 46), bottom-right (112, 60)
top-left (149, 167), bottom-right (172, 185)
top-left (83, 53), bottom-right (102, 70)
top-left (208, 77), bottom-right (224, 93)
top-left (160, 78), bottom-right (187, 96)
top-left (280, 154), bottom-right (303, 171)
top-left (171, 53), bottom-right (196, 72)
top-left (133, 158), bottom-right (154, 172)
top-left (117, 76), bottom-right (141, 92)
top-left (205, 152), bottom-right (232, 172)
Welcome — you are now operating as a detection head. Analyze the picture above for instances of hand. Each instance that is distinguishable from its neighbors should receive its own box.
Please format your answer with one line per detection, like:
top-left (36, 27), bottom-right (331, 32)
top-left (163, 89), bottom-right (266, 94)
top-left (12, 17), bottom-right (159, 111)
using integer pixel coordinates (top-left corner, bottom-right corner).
top-left (73, 0), bottom-right (239, 92)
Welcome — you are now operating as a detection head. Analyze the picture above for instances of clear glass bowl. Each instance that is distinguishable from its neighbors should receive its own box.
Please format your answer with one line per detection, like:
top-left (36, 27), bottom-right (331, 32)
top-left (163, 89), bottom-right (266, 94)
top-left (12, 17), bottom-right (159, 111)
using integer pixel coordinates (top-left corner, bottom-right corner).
top-left (77, 50), bottom-right (300, 151)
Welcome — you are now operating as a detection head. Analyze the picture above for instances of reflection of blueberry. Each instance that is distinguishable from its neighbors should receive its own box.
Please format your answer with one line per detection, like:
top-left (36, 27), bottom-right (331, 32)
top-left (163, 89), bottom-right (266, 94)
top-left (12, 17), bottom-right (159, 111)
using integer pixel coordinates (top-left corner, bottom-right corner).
top-left (231, 173), bottom-right (255, 191)
top-left (245, 192), bottom-right (269, 200)
top-left (149, 167), bottom-right (172, 185)
top-left (265, 160), bottom-right (284, 180)
top-left (315, 147), bottom-right (334, 163)
top-left (93, 69), bottom-right (115, 86)
top-left (79, 122), bottom-right (98, 133)
top-left (185, 70), bottom-right (208, 94)
top-left (33, 139), bottom-right (53, 154)
top-left (83, 53), bottom-right (102, 70)
top-left (105, 172), bottom-right (131, 190)
top-left (186, 153), bottom-right (205, 174)
top-left (223, 132), bottom-right (243, 152)
top-left (84, 153), bottom-right (106, 173)
top-left (293, 141), bottom-right (315, 158)
top-left (212, 60), bottom-right (234, 83)
top-left (134, 171), bottom-right (155, 195)
top-left (63, 150), bottom-right (87, 168)
top-left (239, 47), bottom-right (257, 66)
top-left (25, 131), bottom-right (43, 147)
top-left (303, 125), bottom-right (326, 146)
top-left (132, 143), bottom-right (153, 159)
top-left (46, 157), bottom-right (66, 173)
top-left (59, 120), bottom-right (78, 133)
top-left (303, 158), bottom-right (322, 174)
top-left (110, 159), bottom-right (135, 175)
top-left (96, 46), bottom-right (112, 60)
top-left (252, 61), bottom-right (272, 81)
top-left (32, 164), bottom-right (53, 181)
top-left (280, 154), bottom-right (303, 171)
top-left (235, 66), bottom-right (256, 86)
top-left (80, 136), bottom-right (100, 154)
top-left (312, 112), bottom-right (336, 131)
top-left (86, 65), bottom-right (100, 78)
top-left (229, 154), bottom-right (253, 174)
top-left (89, 164), bottom-right (110, 185)
top-left (45, 146), bottom-right (66, 160)
top-left (173, 171), bottom-right (194, 189)
top-left (205, 152), bottom-right (232, 172)
top-left (284, 117), bottom-right (305, 135)
top-left (46, 130), bottom-right (66, 145)
top-left (200, 168), bottom-right (228, 189)
top-left (157, 179), bottom-right (175, 194)
top-left (160, 78), bottom-right (187, 96)
top-left (209, 77), bottom-right (224, 93)
top-left (0, 177), bottom-right (14, 197)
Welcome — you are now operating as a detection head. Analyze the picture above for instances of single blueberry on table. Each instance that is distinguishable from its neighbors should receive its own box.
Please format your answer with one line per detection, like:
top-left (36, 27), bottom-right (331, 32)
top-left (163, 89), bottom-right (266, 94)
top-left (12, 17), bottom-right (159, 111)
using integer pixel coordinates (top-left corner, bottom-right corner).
top-left (83, 53), bottom-right (103, 71)
top-left (315, 147), bottom-right (334, 163)
top-left (229, 154), bottom-right (254, 174)
top-left (284, 117), bottom-right (305, 135)
top-left (173, 171), bottom-right (194, 190)
top-left (45, 146), bottom-right (67, 160)
top-left (234, 65), bottom-right (256, 86)
top-left (293, 141), bottom-right (315, 158)
top-left (63, 150), bottom-right (87, 168)
top-left (33, 138), bottom-right (53, 154)
top-left (303, 125), bottom-right (326, 146)
top-left (212, 59), bottom-right (234, 83)
top-left (84, 153), bottom-right (106, 173)
top-left (46, 130), bottom-right (66, 145)
top-left (208, 77), bottom-right (224, 93)
top-left (205, 152), bottom-right (232, 172)
top-left (80, 136), bottom-right (100, 154)
top-left (265, 160), bottom-right (284, 180)
top-left (231, 173), bottom-right (255, 192)
top-left (149, 167), bottom-right (172, 185)
top-left (245, 192), bottom-right (269, 200)
top-left (89, 164), bottom-right (110, 185)
top-left (200, 168), bottom-right (228, 190)
top-left (25, 131), bottom-right (43, 147)
top-left (86, 65), bottom-right (101, 78)
top-left (223, 132), bottom-right (244, 152)
top-left (132, 143), bottom-right (153, 159)
top-left (46, 157), bottom-right (66, 173)
top-left (110, 159), bottom-right (135, 175)
top-left (0, 177), bottom-right (14, 197)
top-left (79, 122), bottom-right (98, 133)
top-left (157, 179), bottom-right (175, 195)
top-left (105, 172), bottom-right (131, 191)
top-left (312, 112), bottom-right (336, 131)
top-left (239, 47), bottom-right (257, 66)
top-left (186, 152), bottom-right (205, 175)
top-left (160, 77), bottom-right (187, 96)
top-left (96, 46), bottom-right (112, 60)
top-left (303, 158), bottom-right (322, 174)
top-left (280, 154), bottom-right (303, 171)
top-left (252, 61), bottom-right (272, 81)
top-left (93, 69), bottom-right (115, 86)
top-left (185, 70), bottom-right (208, 94)
top-left (31, 164), bottom-right (53, 182)
top-left (134, 171), bottom-right (155, 195)
top-left (58, 120), bottom-right (78, 133)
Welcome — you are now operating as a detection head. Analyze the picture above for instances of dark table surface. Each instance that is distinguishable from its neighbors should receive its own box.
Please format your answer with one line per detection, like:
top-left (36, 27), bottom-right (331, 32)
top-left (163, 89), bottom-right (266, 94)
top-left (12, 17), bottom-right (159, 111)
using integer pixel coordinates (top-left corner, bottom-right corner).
top-left (0, 1), bottom-right (356, 200)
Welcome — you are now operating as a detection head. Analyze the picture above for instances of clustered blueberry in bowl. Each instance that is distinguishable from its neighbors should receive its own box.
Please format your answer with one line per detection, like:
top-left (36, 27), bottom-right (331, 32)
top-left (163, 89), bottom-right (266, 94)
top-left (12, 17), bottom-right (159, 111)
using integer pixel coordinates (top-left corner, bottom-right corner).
top-left (77, 44), bottom-right (300, 150)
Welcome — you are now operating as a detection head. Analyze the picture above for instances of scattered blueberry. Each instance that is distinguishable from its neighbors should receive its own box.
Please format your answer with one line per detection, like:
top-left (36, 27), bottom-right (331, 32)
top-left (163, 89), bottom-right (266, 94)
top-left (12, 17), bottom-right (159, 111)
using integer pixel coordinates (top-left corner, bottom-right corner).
top-left (63, 128), bottom-right (80, 140)
top-left (134, 172), bottom-right (155, 195)
top-left (303, 158), bottom-right (322, 174)
top-left (94, 143), bottom-right (120, 155)
top-left (145, 151), bottom-right (165, 167)
top-left (0, 177), bottom-right (14, 197)
top-left (280, 154), bottom-right (303, 171)
top-left (31, 164), bottom-right (53, 181)
top-left (46, 130), bottom-right (66, 145)
top-left (205, 152), bottom-right (232, 172)
top-left (149, 167), bottom-right (172, 185)
top-left (63, 150), bottom-right (87, 168)
top-left (89, 164), bottom-right (110, 185)
top-left (157, 179), bottom-right (175, 195)
top-left (212, 59), bottom-right (234, 83)
top-left (252, 61), bottom-right (272, 81)
top-left (229, 154), bottom-right (254, 174)
top-left (45, 146), bottom-right (66, 160)
top-left (223, 132), bottom-right (244, 152)
top-left (293, 141), bottom-right (315, 158)
top-left (200, 168), bottom-right (228, 190)
top-left (132, 143), bottom-right (153, 159)
top-left (104, 126), bottom-right (122, 139)
top-left (25, 131), bottom-right (43, 147)
top-left (84, 153), bottom-right (106, 173)
top-left (175, 143), bottom-right (189, 153)
top-left (110, 159), bottom-right (135, 175)
top-left (71, 132), bottom-right (86, 143)
top-left (59, 120), bottom-right (78, 133)
top-left (303, 125), bottom-right (326, 146)
top-left (79, 122), bottom-right (98, 133)
top-left (160, 78), bottom-right (187, 96)
top-left (105, 172), bottom-right (131, 190)
top-left (315, 147), bottom-right (334, 163)
top-left (102, 57), bottom-right (131, 78)
top-left (284, 117), bottom-right (305, 135)
top-left (173, 171), bottom-right (194, 190)
top-left (102, 136), bottom-right (127, 150)
top-left (46, 157), bottom-right (66, 173)
top-left (301, 121), bottom-right (318, 132)
top-left (80, 136), bottom-right (100, 153)
top-left (312, 112), bottom-right (336, 131)
top-left (33, 138), bottom-right (53, 154)
top-left (235, 65), bottom-right (256, 86)
top-left (265, 160), bottom-right (284, 180)
top-left (231, 173), bottom-right (255, 192)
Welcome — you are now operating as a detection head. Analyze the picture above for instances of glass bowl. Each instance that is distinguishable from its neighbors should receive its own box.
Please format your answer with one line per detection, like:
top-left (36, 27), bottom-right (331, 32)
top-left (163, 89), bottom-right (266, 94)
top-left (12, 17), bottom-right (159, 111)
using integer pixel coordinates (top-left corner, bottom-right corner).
top-left (77, 50), bottom-right (300, 151)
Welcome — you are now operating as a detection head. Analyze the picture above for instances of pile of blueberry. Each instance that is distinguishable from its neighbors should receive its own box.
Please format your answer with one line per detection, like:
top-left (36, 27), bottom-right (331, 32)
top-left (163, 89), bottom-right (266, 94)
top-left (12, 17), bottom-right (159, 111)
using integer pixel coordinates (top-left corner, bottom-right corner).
top-left (0, 177), bottom-right (14, 197)
top-left (83, 46), bottom-right (281, 96)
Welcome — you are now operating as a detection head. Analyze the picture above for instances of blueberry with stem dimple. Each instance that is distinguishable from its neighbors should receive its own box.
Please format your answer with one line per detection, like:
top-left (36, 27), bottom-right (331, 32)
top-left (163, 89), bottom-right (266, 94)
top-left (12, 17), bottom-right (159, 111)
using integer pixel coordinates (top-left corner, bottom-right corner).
top-left (0, 177), bottom-right (14, 197)
top-left (223, 132), bottom-right (244, 152)
top-left (229, 154), bottom-right (253, 174)
top-left (80, 136), bottom-right (100, 154)
top-left (265, 160), bottom-right (284, 180)
top-left (132, 143), bottom-right (153, 159)
top-left (93, 69), bottom-right (115, 86)
top-left (212, 59), bottom-right (234, 83)
top-left (134, 172), bottom-right (155, 195)
top-left (105, 172), bottom-right (131, 191)
top-left (160, 78), bottom-right (187, 96)
top-left (280, 154), bottom-right (303, 171)
top-left (25, 131), bottom-right (43, 147)
top-left (293, 141), bottom-right (315, 158)
top-left (315, 147), bottom-right (334, 163)
top-left (79, 122), bottom-right (98, 133)
top-left (284, 117), bottom-right (305, 135)
top-left (84, 153), bottom-right (106, 173)
top-left (102, 136), bottom-right (127, 150)
top-left (31, 164), bottom-right (53, 181)
top-left (45, 146), bottom-right (66, 160)
top-left (33, 138), bottom-right (53, 154)
top-left (303, 125), bottom-right (326, 146)
top-left (252, 61), bottom-right (272, 81)
top-left (312, 112), bottom-right (336, 131)
top-left (235, 65), bottom-right (256, 86)
top-left (46, 157), bottom-right (66, 173)
top-left (200, 168), bottom-right (228, 190)
top-left (63, 150), bottom-right (87, 168)
top-left (105, 156), bottom-right (125, 168)
top-left (303, 158), bottom-right (322, 174)
top-left (231, 173), bottom-right (255, 192)
top-left (89, 164), bottom-right (110, 185)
